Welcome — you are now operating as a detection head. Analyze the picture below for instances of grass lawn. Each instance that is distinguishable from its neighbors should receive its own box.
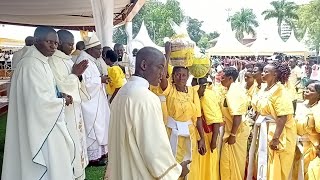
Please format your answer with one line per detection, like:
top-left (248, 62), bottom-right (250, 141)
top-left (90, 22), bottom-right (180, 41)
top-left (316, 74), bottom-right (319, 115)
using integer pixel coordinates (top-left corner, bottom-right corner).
top-left (0, 114), bottom-right (105, 179)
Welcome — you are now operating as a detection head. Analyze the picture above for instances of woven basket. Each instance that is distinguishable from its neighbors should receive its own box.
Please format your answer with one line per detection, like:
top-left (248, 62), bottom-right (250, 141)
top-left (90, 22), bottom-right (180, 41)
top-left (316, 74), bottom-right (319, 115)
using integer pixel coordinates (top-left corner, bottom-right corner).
top-left (169, 34), bottom-right (195, 67)
top-left (189, 56), bottom-right (211, 78)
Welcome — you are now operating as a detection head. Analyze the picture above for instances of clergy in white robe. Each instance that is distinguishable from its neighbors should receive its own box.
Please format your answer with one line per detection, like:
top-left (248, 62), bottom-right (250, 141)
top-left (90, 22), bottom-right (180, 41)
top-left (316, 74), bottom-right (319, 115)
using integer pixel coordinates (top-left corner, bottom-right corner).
top-left (48, 30), bottom-right (89, 180)
top-left (75, 33), bottom-right (110, 164)
top-left (107, 47), bottom-right (188, 180)
top-left (2, 27), bottom-right (75, 180)
top-left (11, 36), bottom-right (34, 70)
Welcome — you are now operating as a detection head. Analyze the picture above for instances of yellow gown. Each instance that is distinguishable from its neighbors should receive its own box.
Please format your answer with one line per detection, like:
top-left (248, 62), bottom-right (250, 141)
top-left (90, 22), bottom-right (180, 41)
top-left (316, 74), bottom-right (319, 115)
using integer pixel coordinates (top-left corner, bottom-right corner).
top-left (294, 102), bottom-right (320, 180)
top-left (162, 80), bottom-right (201, 180)
top-left (150, 85), bottom-right (169, 125)
top-left (106, 66), bottom-right (125, 96)
top-left (199, 89), bottom-right (223, 180)
top-left (252, 83), bottom-right (297, 180)
top-left (220, 83), bottom-right (250, 180)
top-left (308, 157), bottom-right (320, 180)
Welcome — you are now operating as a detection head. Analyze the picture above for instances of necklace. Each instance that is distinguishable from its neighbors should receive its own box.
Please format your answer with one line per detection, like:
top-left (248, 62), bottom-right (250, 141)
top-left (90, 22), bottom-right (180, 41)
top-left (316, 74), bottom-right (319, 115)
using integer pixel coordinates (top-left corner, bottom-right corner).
top-left (175, 85), bottom-right (188, 93)
top-left (265, 83), bottom-right (277, 91)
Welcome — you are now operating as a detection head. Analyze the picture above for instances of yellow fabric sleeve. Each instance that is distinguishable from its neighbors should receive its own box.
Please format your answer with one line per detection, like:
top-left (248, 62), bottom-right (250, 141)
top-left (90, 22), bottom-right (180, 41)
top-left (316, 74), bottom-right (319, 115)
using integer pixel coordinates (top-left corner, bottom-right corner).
top-left (162, 79), bottom-right (173, 96)
top-left (312, 104), bottom-right (320, 133)
top-left (226, 83), bottom-right (248, 115)
top-left (106, 66), bottom-right (125, 95)
top-left (192, 86), bottom-right (202, 118)
top-left (272, 87), bottom-right (294, 116)
top-left (201, 90), bottom-right (223, 124)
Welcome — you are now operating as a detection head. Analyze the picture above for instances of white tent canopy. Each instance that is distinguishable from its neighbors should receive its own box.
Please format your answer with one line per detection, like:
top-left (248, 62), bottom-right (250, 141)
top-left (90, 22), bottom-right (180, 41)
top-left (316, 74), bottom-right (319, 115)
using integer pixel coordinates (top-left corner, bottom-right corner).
top-left (128, 21), bottom-right (164, 53)
top-left (283, 30), bottom-right (308, 56)
top-left (207, 25), bottom-right (253, 56)
top-left (250, 25), bottom-right (287, 55)
top-left (0, 0), bottom-right (145, 46)
top-left (0, 0), bottom-right (142, 27)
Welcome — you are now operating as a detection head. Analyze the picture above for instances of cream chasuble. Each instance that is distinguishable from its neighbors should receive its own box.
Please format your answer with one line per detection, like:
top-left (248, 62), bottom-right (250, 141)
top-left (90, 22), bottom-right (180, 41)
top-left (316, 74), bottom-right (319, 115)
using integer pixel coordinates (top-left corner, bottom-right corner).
top-left (2, 46), bottom-right (75, 180)
top-left (107, 76), bottom-right (182, 180)
top-left (48, 50), bottom-right (89, 180)
top-left (75, 51), bottom-right (110, 160)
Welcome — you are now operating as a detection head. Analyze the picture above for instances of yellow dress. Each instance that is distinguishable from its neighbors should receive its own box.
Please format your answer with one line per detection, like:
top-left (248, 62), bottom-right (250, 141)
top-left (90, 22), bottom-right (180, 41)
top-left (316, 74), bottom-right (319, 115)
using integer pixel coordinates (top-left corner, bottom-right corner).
top-left (199, 89), bottom-right (223, 180)
top-left (294, 102), bottom-right (320, 180)
top-left (252, 83), bottom-right (297, 180)
top-left (308, 157), bottom-right (320, 180)
top-left (106, 66), bottom-right (125, 95)
top-left (150, 85), bottom-right (169, 125)
top-left (220, 83), bottom-right (250, 180)
top-left (162, 80), bottom-right (201, 180)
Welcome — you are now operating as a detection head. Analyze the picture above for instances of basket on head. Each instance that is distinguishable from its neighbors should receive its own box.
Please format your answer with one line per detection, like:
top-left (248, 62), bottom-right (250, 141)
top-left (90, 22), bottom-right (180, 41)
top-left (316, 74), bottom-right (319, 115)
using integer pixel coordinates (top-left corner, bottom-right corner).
top-left (189, 56), bottom-right (211, 78)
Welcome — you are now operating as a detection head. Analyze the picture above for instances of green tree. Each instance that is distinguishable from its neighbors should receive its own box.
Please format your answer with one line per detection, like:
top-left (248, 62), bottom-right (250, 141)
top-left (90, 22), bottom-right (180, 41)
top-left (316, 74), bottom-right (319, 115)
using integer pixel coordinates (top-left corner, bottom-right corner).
top-left (296, 0), bottom-right (320, 55)
top-left (113, 0), bottom-right (219, 48)
top-left (198, 35), bottom-right (210, 50)
top-left (262, 0), bottom-right (299, 37)
top-left (228, 8), bottom-right (259, 43)
top-left (187, 17), bottom-right (205, 43)
top-left (113, 0), bottom-right (184, 46)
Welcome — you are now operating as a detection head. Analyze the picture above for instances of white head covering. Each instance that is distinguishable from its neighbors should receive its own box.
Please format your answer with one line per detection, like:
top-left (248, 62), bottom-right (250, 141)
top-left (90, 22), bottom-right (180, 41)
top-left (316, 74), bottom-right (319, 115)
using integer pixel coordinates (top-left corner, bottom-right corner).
top-left (84, 32), bottom-right (101, 50)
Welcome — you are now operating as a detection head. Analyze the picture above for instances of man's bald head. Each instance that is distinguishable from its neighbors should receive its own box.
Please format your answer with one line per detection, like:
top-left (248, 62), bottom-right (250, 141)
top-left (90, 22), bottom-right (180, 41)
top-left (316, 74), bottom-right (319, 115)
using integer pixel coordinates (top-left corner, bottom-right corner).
top-left (135, 47), bottom-right (166, 86)
top-left (25, 36), bottom-right (34, 46)
top-left (57, 30), bottom-right (74, 42)
top-left (57, 30), bottom-right (74, 55)
top-left (33, 26), bottom-right (58, 57)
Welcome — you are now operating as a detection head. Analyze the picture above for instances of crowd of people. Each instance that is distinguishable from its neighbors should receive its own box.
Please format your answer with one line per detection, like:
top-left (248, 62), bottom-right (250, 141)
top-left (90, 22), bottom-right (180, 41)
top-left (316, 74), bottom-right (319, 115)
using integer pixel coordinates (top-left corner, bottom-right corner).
top-left (0, 25), bottom-right (320, 180)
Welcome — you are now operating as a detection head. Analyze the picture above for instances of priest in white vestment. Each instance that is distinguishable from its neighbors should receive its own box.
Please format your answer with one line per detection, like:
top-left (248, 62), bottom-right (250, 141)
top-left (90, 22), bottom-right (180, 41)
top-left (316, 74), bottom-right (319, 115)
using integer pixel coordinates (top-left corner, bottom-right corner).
top-left (11, 36), bottom-right (34, 70)
top-left (114, 43), bottom-right (133, 79)
top-left (2, 26), bottom-right (75, 180)
top-left (107, 47), bottom-right (191, 180)
top-left (75, 33), bottom-right (110, 166)
top-left (48, 30), bottom-right (89, 179)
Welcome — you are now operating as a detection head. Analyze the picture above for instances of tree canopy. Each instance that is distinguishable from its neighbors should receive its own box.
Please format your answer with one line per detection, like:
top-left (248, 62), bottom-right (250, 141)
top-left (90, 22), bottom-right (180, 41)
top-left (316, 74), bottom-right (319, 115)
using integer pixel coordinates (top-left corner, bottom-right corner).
top-left (113, 0), bottom-right (219, 49)
top-left (296, 0), bottom-right (320, 55)
top-left (228, 8), bottom-right (259, 43)
top-left (262, 0), bottom-right (298, 39)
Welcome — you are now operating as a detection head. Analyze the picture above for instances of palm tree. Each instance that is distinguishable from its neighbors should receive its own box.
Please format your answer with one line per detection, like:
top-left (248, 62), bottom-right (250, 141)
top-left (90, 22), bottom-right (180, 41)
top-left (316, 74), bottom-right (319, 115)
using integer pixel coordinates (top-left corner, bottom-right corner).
top-left (262, 0), bottom-right (299, 37)
top-left (228, 8), bottom-right (259, 44)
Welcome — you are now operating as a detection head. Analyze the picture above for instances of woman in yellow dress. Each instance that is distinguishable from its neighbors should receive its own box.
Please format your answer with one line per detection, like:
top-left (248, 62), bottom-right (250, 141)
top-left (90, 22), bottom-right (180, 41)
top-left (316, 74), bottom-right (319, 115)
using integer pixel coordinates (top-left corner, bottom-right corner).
top-left (219, 67), bottom-right (250, 180)
top-left (104, 49), bottom-right (126, 103)
top-left (244, 68), bottom-right (255, 101)
top-left (246, 62), bottom-right (268, 180)
top-left (294, 81), bottom-right (320, 180)
top-left (160, 66), bottom-right (206, 180)
top-left (191, 77), bottom-right (223, 180)
top-left (252, 62), bottom-right (268, 95)
top-left (251, 61), bottom-right (297, 180)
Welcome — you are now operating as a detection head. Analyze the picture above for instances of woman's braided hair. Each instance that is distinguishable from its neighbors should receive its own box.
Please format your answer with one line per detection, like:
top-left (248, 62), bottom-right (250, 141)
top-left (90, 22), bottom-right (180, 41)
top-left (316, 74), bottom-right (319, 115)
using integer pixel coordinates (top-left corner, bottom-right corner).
top-left (271, 61), bottom-right (291, 84)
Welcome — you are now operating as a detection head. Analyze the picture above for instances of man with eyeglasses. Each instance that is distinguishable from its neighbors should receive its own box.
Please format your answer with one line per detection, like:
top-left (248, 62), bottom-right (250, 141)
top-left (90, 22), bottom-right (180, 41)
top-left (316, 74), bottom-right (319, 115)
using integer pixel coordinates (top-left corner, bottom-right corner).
top-left (75, 33), bottom-right (110, 167)
top-left (2, 26), bottom-right (76, 180)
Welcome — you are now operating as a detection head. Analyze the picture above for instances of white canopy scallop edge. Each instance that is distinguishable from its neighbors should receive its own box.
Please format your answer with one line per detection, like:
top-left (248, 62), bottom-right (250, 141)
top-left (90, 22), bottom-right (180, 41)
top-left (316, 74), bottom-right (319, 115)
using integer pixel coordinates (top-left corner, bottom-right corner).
top-left (128, 21), bottom-right (164, 52)
top-left (0, 0), bottom-right (144, 27)
top-left (207, 25), bottom-right (253, 56)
